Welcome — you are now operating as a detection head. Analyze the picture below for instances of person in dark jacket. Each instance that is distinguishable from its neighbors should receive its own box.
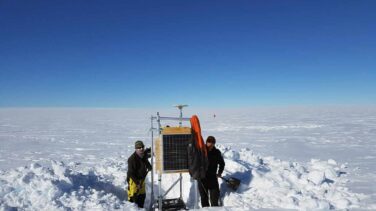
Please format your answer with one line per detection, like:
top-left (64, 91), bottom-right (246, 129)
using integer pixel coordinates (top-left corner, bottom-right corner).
top-left (198, 136), bottom-right (225, 207)
top-left (127, 140), bottom-right (152, 208)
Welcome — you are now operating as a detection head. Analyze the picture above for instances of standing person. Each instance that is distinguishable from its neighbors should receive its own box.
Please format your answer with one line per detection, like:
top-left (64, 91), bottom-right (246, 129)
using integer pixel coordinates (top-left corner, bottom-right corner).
top-left (127, 140), bottom-right (152, 208)
top-left (198, 136), bottom-right (225, 207)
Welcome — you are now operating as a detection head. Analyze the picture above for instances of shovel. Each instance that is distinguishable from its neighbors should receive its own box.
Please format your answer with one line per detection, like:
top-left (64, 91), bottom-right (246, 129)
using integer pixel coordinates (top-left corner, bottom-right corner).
top-left (220, 176), bottom-right (241, 191)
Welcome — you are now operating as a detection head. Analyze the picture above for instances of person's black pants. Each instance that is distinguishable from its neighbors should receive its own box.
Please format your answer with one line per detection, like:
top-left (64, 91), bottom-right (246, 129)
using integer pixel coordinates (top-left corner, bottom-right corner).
top-left (198, 179), bottom-right (220, 207)
top-left (129, 193), bottom-right (146, 208)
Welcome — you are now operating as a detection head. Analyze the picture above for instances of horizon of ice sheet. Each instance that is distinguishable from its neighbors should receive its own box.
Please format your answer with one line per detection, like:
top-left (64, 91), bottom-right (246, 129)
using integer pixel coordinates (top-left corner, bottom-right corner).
top-left (0, 107), bottom-right (376, 210)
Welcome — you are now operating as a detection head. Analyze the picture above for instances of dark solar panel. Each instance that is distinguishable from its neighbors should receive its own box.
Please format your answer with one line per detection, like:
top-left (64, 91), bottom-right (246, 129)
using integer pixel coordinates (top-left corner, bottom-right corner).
top-left (162, 134), bottom-right (192, 171)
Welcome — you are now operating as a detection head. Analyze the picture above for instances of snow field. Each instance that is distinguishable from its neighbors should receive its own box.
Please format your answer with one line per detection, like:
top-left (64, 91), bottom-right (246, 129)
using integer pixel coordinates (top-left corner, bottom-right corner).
top-left (0, 160), bottom-right (137, 211)
top-left (218, 146), bottom-right (365, 210)
top-left (1, 107), bottom-right (375, 210)
top-left (0, 145), bottom-right (368, 210)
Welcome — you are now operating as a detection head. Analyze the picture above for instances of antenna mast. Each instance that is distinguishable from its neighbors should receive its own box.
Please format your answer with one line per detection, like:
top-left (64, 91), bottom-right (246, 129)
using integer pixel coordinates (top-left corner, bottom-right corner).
top-left (174, 104), bottom-right (188, 127)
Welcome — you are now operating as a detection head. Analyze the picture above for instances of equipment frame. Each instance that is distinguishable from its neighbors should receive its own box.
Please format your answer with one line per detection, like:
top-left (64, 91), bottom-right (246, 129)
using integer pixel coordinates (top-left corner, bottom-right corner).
top-left (149, 106), bottom-right (191, 210)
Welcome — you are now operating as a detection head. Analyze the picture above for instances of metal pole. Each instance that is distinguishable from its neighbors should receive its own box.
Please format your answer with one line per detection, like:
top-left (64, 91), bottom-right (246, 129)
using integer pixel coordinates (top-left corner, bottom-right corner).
top-left (179, 106), bottom-right (183, 199)
top-left (179, 108), bottom-right (183, 127)
top-left (157, 112), bottom-right (162, 211)
top-left (157, 112), bottom-right (162, 133)
top-left (162, 177), bottom-right (181, 198)
top-left (174, 104), bottom-right (188, 127)
top-left (159, 116), bottom-right (190, 121)
top-left (194, 179), bottom-right (198, 209)
top-left (179, 173), bottom-right (183, 200)
top-left (149, 116), bottom-right (154, 210)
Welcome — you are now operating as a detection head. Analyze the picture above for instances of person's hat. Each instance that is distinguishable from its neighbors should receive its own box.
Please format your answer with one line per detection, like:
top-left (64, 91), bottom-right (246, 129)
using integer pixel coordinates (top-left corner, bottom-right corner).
top-left (135, 140), bottom-right (144, 149)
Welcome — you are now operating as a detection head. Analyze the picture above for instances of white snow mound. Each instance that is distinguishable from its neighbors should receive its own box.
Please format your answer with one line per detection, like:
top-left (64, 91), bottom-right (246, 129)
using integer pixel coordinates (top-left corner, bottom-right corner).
top-left (0, 146), bottom-right (367, 210)
top-left (0, 159), bottom-right (137, 210)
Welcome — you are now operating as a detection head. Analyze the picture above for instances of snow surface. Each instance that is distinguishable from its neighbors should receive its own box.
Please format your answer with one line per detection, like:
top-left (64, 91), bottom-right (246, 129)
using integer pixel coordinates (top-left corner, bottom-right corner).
top-left (0, 107), bottom-right (375, 210)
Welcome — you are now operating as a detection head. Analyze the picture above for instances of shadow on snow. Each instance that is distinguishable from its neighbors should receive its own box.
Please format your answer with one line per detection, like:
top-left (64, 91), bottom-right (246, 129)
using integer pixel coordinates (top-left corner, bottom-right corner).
top-left (52, 170), bottom-right (127, 201)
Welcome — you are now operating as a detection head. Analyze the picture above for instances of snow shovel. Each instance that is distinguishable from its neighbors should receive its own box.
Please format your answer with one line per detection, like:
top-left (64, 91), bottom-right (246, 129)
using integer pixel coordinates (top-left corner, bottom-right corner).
top-left (220, 176), bottom-right (240, 191)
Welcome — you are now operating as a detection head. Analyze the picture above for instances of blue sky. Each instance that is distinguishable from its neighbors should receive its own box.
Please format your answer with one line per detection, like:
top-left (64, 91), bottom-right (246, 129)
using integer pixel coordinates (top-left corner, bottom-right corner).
top-left (1, 0), bottom-right (375, 108)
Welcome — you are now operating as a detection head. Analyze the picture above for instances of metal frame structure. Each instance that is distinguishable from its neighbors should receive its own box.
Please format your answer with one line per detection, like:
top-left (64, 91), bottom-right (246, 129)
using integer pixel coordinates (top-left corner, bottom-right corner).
top-left (148, 105), bottom-right (190, 210)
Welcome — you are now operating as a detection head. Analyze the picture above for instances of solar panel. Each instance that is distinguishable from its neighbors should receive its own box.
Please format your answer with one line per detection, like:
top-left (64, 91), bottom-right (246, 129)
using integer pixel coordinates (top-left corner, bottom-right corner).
top-left (155, 127), bottom-right (192, 173)
top-left (162, 134), bottom-right (191, 171)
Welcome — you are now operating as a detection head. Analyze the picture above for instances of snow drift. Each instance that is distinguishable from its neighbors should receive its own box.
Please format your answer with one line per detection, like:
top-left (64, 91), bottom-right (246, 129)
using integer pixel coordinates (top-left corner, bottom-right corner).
top-left (0, 145), bottom-right (369, 210)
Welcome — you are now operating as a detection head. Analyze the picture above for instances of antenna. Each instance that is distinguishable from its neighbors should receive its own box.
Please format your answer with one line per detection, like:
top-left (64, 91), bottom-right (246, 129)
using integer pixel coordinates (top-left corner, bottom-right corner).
top-left (173, 104), bottom-right (188, 127)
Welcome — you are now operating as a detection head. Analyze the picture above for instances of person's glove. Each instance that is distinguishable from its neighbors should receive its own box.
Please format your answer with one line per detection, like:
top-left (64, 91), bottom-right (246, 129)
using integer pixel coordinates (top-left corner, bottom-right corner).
top-left (144, 147), bottom-right (151, 158)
